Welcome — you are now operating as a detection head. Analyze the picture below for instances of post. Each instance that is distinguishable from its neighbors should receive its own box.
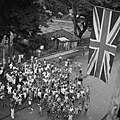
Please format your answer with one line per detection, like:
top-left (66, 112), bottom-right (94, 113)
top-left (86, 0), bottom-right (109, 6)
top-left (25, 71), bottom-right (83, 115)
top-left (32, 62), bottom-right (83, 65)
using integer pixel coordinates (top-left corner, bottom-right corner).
top-left (10, 31), bottom-right (14, 62)
top-left (8, 36), bottom-right (11, 63)
top-left (3, 46), bottom-right (5, 67)
top-left (2, 35), bottom-right (6, 67)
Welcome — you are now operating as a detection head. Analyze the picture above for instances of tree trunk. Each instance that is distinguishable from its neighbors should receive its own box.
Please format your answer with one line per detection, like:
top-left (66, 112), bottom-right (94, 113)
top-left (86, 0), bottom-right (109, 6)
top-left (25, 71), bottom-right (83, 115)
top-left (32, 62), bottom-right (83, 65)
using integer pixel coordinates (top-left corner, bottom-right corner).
top-left (72, 4), bottom-right (77, 37)
top-left (3, 45), bottom-right (5, 67)
top-left (8, 37), bottom-right (11, 63)
top-left (72, 4), bottom-right (88, 46)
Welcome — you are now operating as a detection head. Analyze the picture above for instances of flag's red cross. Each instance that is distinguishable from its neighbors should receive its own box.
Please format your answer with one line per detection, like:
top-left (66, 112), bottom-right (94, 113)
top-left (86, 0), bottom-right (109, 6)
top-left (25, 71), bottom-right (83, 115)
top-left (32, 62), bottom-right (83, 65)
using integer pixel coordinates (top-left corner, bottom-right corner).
top-left (88, 7), bottom-right (120, 82)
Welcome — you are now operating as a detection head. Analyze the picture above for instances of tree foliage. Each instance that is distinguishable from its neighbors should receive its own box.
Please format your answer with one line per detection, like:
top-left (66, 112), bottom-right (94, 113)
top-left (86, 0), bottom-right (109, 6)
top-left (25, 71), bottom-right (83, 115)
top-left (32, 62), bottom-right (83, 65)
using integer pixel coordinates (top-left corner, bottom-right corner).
top-left (1, 0), bottom-right (120, 49)
top-left (0, 0), bottom-right (49, 40)
top-left (42, 0), bottom-right (69, 18)
top-left (43, 0), bottom-right (120, 39)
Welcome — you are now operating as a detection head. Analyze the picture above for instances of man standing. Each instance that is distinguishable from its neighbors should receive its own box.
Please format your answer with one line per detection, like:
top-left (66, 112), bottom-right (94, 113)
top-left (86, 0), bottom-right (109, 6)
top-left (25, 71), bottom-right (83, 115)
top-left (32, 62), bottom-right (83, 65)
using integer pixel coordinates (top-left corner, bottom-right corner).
top-left (84, 103), bottom-right (90, 115)
top-left (18, 54), bottom-right (24, 63)
top-left (58, 55), bottom-right (62, 63)
top-left (10, 99), bottom-right (15, 120)
top-left (28, 95), bottom-right (33, 112)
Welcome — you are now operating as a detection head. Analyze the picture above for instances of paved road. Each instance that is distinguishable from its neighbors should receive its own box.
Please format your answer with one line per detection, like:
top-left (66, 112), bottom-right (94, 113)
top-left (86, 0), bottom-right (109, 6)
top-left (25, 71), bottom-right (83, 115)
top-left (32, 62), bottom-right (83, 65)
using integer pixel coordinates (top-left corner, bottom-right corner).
top-left (40, 49), bottom-right (80, 60)
top-left (53, 19), bottom-right (73, 24)
top-left (3, 103), bottom-right (92, 120)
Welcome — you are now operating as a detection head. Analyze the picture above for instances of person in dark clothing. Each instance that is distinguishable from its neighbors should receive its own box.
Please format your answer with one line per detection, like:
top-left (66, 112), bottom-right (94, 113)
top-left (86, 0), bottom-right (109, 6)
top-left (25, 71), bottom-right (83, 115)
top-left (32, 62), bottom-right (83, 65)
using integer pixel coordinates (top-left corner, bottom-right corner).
top-left (15, 75), bottom-right (19, 86)
top-left (1, 92), bottom-right (7, 108)
top-left (78, 69), bottom-right (84, 85)
top-left (78, 75), bottom-right (83, 85)
top-left (58, 55), bottom-right (62, 63)
top-left (78, 76), bottom-right (83, 83)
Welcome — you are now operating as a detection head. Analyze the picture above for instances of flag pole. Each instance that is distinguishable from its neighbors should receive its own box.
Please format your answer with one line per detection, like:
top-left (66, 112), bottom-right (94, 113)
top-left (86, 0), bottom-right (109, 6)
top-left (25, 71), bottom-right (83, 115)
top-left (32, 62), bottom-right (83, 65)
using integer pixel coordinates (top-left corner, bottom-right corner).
top-left (2, 36), bottom-right (6, 67)
top-left (3, 45), bottom-right (5, 67)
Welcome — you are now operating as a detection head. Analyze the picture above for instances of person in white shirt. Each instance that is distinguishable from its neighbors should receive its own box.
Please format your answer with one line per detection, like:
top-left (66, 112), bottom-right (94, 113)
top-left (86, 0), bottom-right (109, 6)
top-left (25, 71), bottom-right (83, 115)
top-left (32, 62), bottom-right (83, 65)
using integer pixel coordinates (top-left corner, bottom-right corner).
top-left (9, 63), bottom-right (13, 69)
top-left (12, 78), bottom-right (16, 85)
top-left (61, 87), bottom-right (65, 94)
top-left (0, 66), bottom-right (4, 75)
top-left (28, 97), bottom-right (33, 111)
top-left (12, 55), bottom-right (16, 62)
top-left (18, 54), bottom-right (24, 63)
top-left (69, 66), bottom-right (72, 74)
top-left (11, 107), bottom-right (15, 119)
top-left (77, 92), bottom-right (80, 99)
top-left (65, 60), bottom-right (68, 67)
top-left (37, 89), bottom-right (41, 102)
top-left (78, 103), bottom-right (82, 114)
top-left (23, 91), bottom-right (27, 99)
top-left (68, 114), bottom-right (73, 120)
top-left (17, 84), bottom-right (21, 91)
top-left (37, 49), bottom-right (41, 57)
top-left (39, 103), bottom-right (42, 115)
top-left (85, 86), bottom-right (90, 103)
top-left (18, 94), bottom-right (22, 106)
top-left (7, 85), bottom-right (12, 95)
top-left (84, 103), bottom-right (90, 115)
top-left (10, 99), bottom-right (15, 120)
top-left (0, 83), bottom-right (5, 91)
top-left (80, 88), bottom-right (86, 109)
top-left (68, 106), bottom-right (73, 120)
top-left (58, 55), bottom-right (62, 63)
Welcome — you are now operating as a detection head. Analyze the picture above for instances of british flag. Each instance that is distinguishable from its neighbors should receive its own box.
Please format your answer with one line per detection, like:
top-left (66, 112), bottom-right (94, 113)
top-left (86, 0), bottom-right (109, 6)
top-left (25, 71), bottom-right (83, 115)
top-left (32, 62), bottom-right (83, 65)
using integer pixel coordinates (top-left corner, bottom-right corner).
top-left (87, 6), bottom-right (120, 83)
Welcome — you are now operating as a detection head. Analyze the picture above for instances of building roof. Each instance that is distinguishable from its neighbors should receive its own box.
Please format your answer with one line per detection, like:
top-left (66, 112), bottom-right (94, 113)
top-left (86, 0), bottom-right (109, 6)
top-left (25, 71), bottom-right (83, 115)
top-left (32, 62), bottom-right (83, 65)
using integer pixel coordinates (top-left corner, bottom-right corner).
top-left (44, 29), bottom-right (79, 41)
top-left (51, 37), bottom-right (69, 42)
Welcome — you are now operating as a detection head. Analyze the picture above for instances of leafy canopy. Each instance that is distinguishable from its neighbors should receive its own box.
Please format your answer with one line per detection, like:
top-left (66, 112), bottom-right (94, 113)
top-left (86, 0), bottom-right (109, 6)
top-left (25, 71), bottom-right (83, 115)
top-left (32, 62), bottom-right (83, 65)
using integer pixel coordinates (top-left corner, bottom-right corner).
top-left (43, 0), bottom-right (120, 39)
top-left (0, 0), bottom-right (51, 40)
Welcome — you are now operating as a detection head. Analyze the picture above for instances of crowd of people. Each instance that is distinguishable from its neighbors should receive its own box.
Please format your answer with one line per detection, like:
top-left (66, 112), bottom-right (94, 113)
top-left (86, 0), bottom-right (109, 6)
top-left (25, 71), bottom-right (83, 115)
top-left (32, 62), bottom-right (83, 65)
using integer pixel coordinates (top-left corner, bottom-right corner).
top-left (0, 56), bottom-right (90, 120)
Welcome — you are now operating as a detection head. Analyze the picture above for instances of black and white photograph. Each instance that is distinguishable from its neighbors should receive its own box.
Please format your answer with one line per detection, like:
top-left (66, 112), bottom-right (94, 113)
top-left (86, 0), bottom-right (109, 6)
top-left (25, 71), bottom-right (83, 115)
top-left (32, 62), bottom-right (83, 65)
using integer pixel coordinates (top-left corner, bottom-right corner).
top-left (0, 0), bottom-right (120, 120)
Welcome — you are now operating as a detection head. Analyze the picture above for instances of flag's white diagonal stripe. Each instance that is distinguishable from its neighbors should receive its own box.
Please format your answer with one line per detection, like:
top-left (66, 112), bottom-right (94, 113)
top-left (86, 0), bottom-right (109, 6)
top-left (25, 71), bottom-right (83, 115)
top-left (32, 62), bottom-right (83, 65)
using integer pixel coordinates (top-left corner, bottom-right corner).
top-left (108, 21), bottom-right (120, 44)
top-left (106, 11), bottom-right (112, 43)
top-left (98, 50), bottom-right (105, 78)
top-left (105, 44), bottom-right (117, 56)
top-left (93, 9), bottom-right (100, 40)
top-left (93, 49), bottom-right (99, 76)
top-left (108, 16), bottom-right (120, 44)
top-left (95, 7), bottom-right (101, 31)
top-left (106, 52), bottom-right (110, 81)
top-left (94, 7), bottom-right (100, 38)
top-left (104, 51), bottom-right (108, 82)
top-left (87, 49), bottom-right (97, 70)
top-left (98, 9), bottom-right (105, 42)
top-left (87, 49), bottom-right (98, 74)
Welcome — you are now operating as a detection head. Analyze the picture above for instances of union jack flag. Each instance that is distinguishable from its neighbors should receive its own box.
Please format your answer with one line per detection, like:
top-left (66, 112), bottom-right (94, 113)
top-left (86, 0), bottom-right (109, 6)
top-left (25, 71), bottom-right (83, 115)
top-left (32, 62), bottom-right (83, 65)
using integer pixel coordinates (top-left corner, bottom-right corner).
top-left (87, 6), bottom-right (120, 83)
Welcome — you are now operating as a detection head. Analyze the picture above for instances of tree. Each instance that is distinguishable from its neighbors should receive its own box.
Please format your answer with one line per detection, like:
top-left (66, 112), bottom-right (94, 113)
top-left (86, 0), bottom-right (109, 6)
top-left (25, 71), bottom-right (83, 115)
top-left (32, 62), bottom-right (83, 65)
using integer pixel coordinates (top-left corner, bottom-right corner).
top-left (42, 0), bottom-right (69, 18)
top-left (43, 0), bottom-right (120, 43)
top-left (1, 0), bottom-right (51, 38)
top-left (0, 0), bottom-right (54, 60)
top-left (1, 0), bottom-right (120, 54)
top-left (43, 1), bottom-right (120, 119)
top-left (43, 0), bottom-right (93, 40)
top-left (70, 0), bottom-right (92, 39)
